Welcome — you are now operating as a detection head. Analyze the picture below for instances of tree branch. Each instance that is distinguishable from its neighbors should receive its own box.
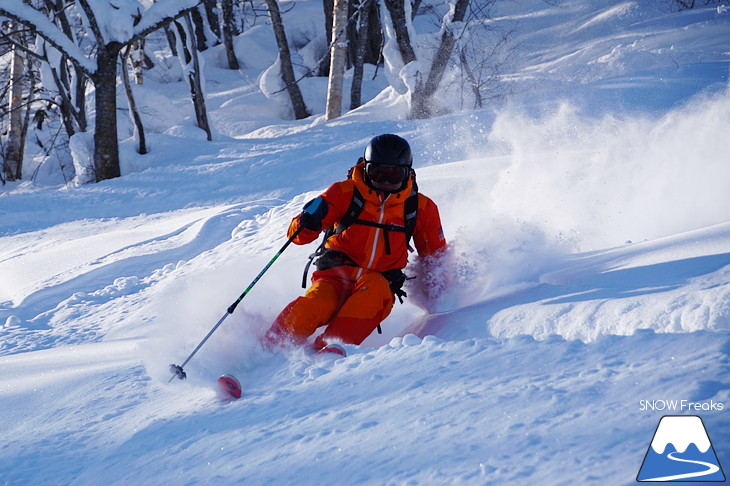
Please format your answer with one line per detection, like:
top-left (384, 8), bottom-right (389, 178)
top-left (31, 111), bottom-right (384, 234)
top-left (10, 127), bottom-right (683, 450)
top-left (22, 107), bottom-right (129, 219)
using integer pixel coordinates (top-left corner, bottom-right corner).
top-left (0, 3), bottom-right (96, 76)
top-left (132, 0), bottom-right (201, 40)
top-left (74, 0), bottom-right (106, 47)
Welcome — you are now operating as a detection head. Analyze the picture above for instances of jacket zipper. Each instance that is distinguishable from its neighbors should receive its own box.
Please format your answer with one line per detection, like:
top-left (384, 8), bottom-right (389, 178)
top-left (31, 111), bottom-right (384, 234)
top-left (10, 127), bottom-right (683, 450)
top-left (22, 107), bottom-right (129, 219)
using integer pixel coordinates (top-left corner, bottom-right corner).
top-left (357, 194), bottom-right (389, 279)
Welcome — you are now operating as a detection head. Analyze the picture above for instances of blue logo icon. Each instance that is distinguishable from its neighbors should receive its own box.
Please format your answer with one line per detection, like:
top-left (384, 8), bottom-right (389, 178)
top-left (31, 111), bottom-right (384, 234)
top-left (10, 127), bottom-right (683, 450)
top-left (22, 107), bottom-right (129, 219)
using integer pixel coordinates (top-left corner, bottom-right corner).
top-left (637, 415), bottom-right (725, 482)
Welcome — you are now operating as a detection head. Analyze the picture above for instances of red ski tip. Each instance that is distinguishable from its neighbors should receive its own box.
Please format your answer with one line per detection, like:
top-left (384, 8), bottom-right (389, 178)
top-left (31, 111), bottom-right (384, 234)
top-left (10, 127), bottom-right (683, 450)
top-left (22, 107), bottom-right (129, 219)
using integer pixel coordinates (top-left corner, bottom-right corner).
top-left (217, 374), bottom-right (242, 399)
top-left (317, 343), bottom-right (347, 357)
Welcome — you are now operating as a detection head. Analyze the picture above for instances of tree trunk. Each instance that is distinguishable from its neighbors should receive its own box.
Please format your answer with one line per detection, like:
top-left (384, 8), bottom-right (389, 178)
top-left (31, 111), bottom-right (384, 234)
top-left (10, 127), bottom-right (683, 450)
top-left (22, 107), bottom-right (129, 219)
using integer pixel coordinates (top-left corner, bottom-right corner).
top-left (381, 0), bottom-right (416, 65)
top-left (350, 0), bottom-right (372, 110)
top-left (202, 0), bottom-right (221, 41)
top-left (122, 46), bottom-right (147, 154)
top-left (174, 16), bottom-right (213, 140)
top-left (411, 0), bottom-right (422, 19)
top-left (184, 13), bottom-right (213, 140)
top-left (93, 42), bottom-right (123, 182)
top-left (459, 46), bottom-right (482, 109)
top-left (221, 0), bottom-right (240, 70)
top-left (74, 67), bottom-right (88, 132)
top-left (4, 24), bottom-right (26, 181)
top-left (325, 0), bottom-right (349, 120)
top-left (190, 7), bottom-right (210, 52)
top-left (346, 0), bottom-right (357, 70)
top-left (46, 59), bottom-right (76, 138)
top-left (381, 0), bottom-right (422, 117)
top-left (165, 25), bottom-right (179, 57)
top-left (320, 0), bottom-right (334, 76)
top-left (264, 0), bottom-right (309, 119)
top-left (365, 0), bottom-right (382, 65)
top-left (20, 57), bottom-right (35, 177)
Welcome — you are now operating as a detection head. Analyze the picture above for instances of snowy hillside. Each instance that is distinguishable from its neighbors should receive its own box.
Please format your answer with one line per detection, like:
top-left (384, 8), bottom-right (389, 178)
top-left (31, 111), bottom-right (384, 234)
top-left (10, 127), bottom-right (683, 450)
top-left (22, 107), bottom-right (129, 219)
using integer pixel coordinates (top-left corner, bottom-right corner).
top-left (1, 0), bottom-right (729, 484)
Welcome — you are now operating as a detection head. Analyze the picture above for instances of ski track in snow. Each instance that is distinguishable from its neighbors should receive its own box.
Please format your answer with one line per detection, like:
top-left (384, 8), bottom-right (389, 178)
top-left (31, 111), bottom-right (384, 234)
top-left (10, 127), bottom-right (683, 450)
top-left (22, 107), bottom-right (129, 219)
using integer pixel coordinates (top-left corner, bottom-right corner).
top-left (0, 199), bottom-right (305, 355)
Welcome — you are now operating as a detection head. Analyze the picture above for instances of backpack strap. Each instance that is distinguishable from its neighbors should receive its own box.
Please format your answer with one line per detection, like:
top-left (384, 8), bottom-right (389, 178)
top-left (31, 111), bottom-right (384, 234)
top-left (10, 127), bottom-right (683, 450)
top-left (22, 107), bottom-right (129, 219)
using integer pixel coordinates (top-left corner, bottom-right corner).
top-left (403, 172), bottom-right (419, 251)
top-left (301, 186), bottom-right (366, 287)
top-left (301, 168), bottom-right (419, 287)
top-left (335, 186), bottom-right (365, 234)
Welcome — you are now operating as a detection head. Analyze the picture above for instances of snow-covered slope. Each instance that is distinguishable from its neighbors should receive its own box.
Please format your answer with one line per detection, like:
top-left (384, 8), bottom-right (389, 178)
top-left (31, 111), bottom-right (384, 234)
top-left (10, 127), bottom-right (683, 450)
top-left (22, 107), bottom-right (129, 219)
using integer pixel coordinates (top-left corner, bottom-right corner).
top-left (1, 0), bottom-right (729, 484)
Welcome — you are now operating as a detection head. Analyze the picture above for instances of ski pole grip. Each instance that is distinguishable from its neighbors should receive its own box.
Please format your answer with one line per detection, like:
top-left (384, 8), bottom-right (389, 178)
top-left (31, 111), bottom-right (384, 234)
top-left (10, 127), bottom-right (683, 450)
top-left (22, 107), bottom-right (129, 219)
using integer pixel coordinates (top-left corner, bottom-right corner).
top-left (302, 197), bottom-right (325, 216)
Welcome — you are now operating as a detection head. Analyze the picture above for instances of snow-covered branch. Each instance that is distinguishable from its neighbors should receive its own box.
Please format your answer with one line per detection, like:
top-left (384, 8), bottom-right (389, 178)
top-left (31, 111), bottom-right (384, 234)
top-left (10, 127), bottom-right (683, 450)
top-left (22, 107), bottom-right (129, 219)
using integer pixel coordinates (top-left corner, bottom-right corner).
top-left (0, 1), bottom-right (96, 75)
top-left (133, 0), bottom-right (200, 39)
top-left (1, 0), bottom-right (201, 77)
top-left (75, 0), bottom-right (110, 47)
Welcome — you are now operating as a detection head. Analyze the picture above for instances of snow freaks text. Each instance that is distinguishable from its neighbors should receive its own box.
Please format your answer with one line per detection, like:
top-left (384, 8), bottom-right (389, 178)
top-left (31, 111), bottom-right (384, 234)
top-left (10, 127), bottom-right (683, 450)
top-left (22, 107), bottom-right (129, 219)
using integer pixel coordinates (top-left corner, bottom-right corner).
top-left (639, 400), bottom-right (725, 412)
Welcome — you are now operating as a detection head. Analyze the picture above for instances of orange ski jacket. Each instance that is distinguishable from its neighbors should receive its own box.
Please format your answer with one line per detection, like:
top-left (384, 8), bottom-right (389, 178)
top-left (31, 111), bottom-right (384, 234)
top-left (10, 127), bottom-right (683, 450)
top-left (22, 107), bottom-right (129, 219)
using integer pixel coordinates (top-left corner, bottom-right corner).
top-left (288, 162), bottom-right (446, 273)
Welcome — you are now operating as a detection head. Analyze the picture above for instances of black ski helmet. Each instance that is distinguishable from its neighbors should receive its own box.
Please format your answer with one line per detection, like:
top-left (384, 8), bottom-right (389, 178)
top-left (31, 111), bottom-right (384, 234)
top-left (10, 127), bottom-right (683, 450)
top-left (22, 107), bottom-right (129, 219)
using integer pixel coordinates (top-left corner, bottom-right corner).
top-left (364, 134), bottom-right (413, 168)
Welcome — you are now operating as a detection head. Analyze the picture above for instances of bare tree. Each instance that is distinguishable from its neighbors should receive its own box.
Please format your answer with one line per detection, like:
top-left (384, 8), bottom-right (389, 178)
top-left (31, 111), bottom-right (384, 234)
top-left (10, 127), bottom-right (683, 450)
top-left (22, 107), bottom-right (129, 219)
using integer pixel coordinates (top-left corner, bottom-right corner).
top-left (74, 0), bottom-right (126, 181)
top-left (3, 21), bottom-right (26, 181)
top-left (173, 14), bottom-right (213, 140)
top-left (380, 0), bottom-right (511, 118)
top-left (41, 0), bottom-right (88, 136)
top-left (322, 0), bottom-right (381, 77)
top-left (190, 3), bottom-right (220, 52)
top-left (221, 0), bottom-right (240, 70)
top-left (0, 0), bottom-right (201, 182)
top-left (350, 0), bottom-right (372, 110)
top-left (411, 0), bottom-right (469, 118)
top-left (381, 0), bottom-right (416, 65)
top-left (320, 0), bottom-right (334, 76)
top-left (458, 26), bottom-right (516, 110)
top-left (459, 46), bottom-right (481, 109)
top-left (325, 0), bottom-right (349, 120)
top-left (121, 44), bottom-right (147, 154)
top-left (201, 0), bottom-right (221, 41)
top-left (264, 0), bottom-right (309, 119)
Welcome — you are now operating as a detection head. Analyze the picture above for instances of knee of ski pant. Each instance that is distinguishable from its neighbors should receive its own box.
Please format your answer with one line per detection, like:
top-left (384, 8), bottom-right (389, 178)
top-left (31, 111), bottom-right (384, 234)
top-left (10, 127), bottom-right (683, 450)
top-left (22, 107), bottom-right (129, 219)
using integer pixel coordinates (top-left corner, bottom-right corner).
top-left (337, 271), bottom-right (395, 320)
top-left (273, 279), bottom-right (342, 340)
top-left (360, 271), bottom-right (395, 317)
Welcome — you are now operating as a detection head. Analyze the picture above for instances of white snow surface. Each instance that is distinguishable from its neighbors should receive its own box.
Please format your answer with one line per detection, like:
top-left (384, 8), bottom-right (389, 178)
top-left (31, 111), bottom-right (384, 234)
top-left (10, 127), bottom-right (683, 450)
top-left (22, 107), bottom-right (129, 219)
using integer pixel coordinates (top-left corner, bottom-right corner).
top-left (1, 0), bottom-right (729, 484)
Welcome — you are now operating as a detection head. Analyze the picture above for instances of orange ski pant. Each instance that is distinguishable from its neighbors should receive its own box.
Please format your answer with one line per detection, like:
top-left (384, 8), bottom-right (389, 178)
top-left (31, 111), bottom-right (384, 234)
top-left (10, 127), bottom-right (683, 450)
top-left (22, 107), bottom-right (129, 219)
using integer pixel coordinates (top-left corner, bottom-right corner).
top-left (267, 266), bottom-right (395, 350)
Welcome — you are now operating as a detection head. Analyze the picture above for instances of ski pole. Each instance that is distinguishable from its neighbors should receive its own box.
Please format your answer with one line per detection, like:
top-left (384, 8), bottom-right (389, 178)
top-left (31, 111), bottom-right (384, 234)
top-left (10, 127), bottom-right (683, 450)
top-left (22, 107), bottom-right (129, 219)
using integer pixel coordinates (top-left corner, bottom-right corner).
top-left (169, 225), bottom-right (305, 382)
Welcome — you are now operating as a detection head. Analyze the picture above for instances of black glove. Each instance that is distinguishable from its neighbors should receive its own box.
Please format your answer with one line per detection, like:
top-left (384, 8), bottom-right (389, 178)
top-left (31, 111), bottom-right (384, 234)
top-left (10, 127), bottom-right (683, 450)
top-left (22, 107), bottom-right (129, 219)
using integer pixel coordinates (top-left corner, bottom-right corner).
top-left (381, 269), bottom-right (413, 304)
top-left (300, 197), bottom-right (328, 231)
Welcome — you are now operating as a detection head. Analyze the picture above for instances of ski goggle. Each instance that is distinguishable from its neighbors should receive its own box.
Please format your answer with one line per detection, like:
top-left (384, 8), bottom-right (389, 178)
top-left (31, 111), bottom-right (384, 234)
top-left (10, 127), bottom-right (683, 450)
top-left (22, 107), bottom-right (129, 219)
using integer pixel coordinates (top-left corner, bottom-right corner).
top-left (365, 163), bottom-right (408, 185)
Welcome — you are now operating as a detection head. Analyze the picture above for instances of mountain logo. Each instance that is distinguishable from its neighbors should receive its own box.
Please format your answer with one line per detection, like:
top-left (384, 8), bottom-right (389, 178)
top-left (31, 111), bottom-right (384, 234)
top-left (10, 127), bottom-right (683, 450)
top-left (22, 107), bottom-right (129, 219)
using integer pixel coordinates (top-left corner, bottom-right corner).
top-left (637, 415), bottom-right (726, 482)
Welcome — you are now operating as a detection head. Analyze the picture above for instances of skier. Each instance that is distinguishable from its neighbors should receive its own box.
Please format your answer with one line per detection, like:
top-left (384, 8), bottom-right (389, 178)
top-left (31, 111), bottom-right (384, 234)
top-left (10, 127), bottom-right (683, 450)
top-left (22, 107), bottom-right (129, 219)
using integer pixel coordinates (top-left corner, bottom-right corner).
top-left (263, 134), bottom-right (447, 353)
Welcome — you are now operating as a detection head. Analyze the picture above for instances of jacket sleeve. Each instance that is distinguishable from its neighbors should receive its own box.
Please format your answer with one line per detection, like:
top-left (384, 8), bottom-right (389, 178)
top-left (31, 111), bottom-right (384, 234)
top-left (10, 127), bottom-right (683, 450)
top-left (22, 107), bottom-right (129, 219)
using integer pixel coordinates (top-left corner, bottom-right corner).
top-left (412, 194), bottom-right (447, 257)
top-left (287, 181), bottom-right (352, 245)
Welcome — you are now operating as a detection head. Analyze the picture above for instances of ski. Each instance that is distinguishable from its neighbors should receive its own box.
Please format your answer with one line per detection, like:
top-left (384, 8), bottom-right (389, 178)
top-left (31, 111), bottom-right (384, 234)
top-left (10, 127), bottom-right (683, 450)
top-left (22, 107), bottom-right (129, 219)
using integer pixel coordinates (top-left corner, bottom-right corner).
top-left (316, 343), bottom-right (347, 357)
top-left (217, 373), bottom-right (242, 400)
